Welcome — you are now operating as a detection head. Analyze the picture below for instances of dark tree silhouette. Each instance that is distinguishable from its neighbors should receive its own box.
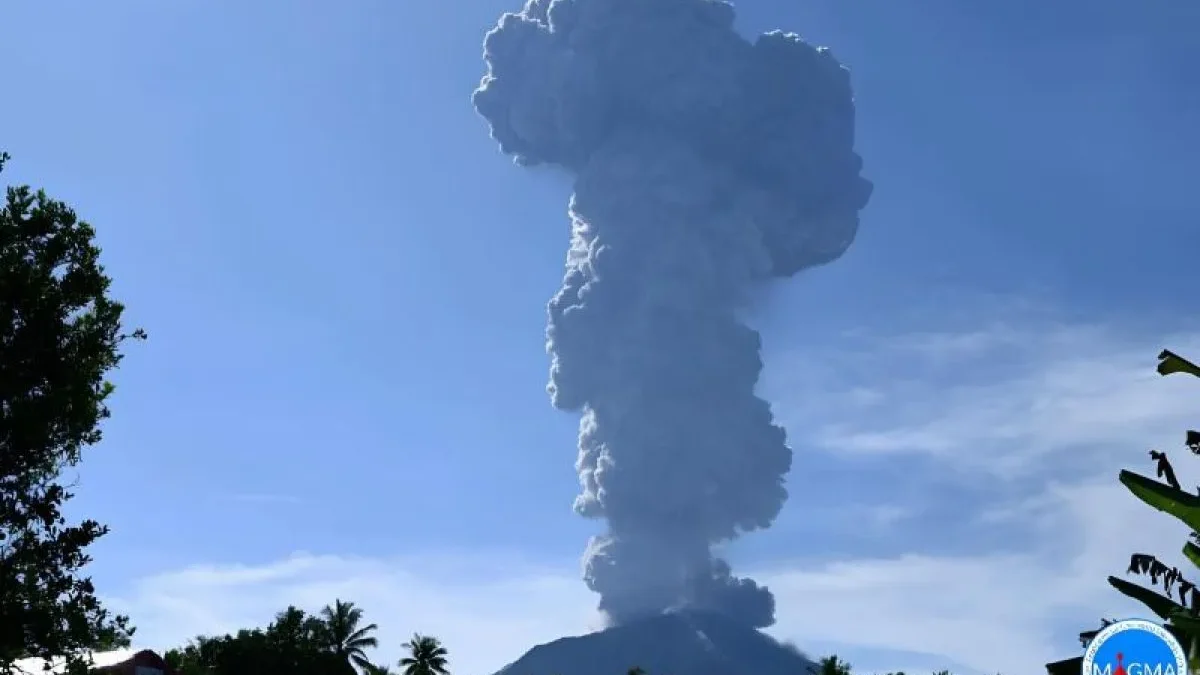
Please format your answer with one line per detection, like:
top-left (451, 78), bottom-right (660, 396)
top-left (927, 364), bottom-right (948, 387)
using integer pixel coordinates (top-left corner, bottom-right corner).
top-left (399, 634), bottom-right (449, 675)
top-left (1051, 349), bottom-right (1200, 673)
top-left (164, 606), bottom-right (348, 675)
top-left (321, 599), bottom-right (379, 673)
top-left (0, 152), bottom-right (141, 674)
top-left (810, 655), bottom-right (852, 675)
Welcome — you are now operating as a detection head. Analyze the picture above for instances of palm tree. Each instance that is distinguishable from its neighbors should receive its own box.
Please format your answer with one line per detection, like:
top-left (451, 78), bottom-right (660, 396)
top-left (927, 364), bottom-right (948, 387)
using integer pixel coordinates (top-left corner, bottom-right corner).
top-left (365, 665), bottom-right (394, 675)
top-left (399, 634), bottom-right (450, 675)
top-left (319, 599), bottom-right (379, 672)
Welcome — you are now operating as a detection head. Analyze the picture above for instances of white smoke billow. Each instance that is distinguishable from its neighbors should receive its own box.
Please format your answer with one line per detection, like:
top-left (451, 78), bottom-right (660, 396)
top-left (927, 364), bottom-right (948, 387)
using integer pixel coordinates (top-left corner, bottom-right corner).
top-left (474, 0), bottom-right (872, 629)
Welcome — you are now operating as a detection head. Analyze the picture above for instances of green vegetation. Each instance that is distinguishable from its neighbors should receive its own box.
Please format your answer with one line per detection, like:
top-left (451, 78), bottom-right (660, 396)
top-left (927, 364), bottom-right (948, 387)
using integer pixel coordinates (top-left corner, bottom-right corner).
top-left (1049, 349), bottom-right (1200, 674)
top-left (398, 634), bottom-right (450, 675)
top-left (811, 655), bottom-right (852, 674)
top-left (163, 604), bottom-right (445, 675)
top-left (0, 153), bottom-right (142, 675)
top-left (323, 600), bottom-right (381, 673)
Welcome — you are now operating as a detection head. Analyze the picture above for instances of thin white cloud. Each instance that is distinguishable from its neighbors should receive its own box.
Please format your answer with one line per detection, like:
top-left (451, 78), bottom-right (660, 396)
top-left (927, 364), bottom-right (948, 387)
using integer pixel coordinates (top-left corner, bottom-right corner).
top-left (106, 318), bottom-right (1200, 675)
top-left (768, 320), bottom-right (1200, 479)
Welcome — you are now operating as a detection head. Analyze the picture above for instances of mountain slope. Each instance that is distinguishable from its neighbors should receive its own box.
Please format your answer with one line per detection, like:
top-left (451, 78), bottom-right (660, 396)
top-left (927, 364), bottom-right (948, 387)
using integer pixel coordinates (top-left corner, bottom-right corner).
top-left (492, 610), bottom-right (816, 675)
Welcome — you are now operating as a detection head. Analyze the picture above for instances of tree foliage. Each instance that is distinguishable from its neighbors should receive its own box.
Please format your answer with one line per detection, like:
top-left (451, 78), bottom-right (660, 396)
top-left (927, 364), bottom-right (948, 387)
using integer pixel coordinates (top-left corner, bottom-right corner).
top-left (165, 601), bottom-right (397, 675)
top-left (399, 634), bottom-right (449, 675)
top-left (1110, 350), bottom-right (1200, 667)
top-left (0, 152), bottom-right (141, 674)
top-left (166, 605), bottom-right (352, 675)
top-left (809, 655), bottom-right (853, 675)
top-left (1050, 349), bottom-right (1200, 673)
top-left (322, 599), bottom-right (380, 672)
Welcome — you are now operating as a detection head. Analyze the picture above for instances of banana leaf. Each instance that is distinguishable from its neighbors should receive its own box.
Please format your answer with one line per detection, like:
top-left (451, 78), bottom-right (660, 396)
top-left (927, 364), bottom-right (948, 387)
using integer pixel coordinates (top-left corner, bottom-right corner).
top-left (1158, 350), bottom-right (1200, 378)
top-left (1110, 576), bottom-right (1187, 620)
top-left (1171, 610), bottom-right (1200, 638)
top-left (1165, 617), bottom-right (1200, 674)
top-left (1185, 542), bottom-right (1200, 569)
top-left (1120, 470), bottom-right (1200, 532)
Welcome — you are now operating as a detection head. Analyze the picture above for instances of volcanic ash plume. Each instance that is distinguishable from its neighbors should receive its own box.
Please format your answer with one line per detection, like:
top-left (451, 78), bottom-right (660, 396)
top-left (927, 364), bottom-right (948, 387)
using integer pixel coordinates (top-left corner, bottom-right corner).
top-left (474, 0), bottom-right (872, 629)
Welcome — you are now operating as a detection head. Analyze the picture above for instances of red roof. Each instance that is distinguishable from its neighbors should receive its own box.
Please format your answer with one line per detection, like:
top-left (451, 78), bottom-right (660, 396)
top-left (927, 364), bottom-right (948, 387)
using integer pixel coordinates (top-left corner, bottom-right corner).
top-left (90, 650), bottom-right (175, 675)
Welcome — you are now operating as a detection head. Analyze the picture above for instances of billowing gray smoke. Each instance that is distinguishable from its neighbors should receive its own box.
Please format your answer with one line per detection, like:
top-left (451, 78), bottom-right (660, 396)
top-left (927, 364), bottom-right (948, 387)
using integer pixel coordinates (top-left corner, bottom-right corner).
top-left (474, 0), bottom-right (872, 629)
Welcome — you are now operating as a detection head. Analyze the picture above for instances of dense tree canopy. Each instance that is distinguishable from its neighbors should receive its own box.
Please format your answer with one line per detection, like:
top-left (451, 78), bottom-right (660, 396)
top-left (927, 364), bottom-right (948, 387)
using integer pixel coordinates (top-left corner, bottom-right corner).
top-left (0, 153), bottom-right (140, 674)
top-left (165, 606), bottom-right (350, 675)
top-left (166, 601), bottom-right (389, 675)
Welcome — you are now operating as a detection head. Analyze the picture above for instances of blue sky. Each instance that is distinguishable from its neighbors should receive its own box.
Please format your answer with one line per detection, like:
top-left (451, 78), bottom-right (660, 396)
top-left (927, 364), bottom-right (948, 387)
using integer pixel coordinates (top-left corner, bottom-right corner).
top-left (2, 1), bottom-right (1198, 674)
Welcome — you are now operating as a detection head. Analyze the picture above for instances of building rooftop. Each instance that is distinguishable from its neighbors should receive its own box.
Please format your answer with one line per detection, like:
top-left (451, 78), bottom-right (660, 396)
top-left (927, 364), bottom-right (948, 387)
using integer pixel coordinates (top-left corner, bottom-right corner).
top-left (11, 649), bottom-right (169, 675)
